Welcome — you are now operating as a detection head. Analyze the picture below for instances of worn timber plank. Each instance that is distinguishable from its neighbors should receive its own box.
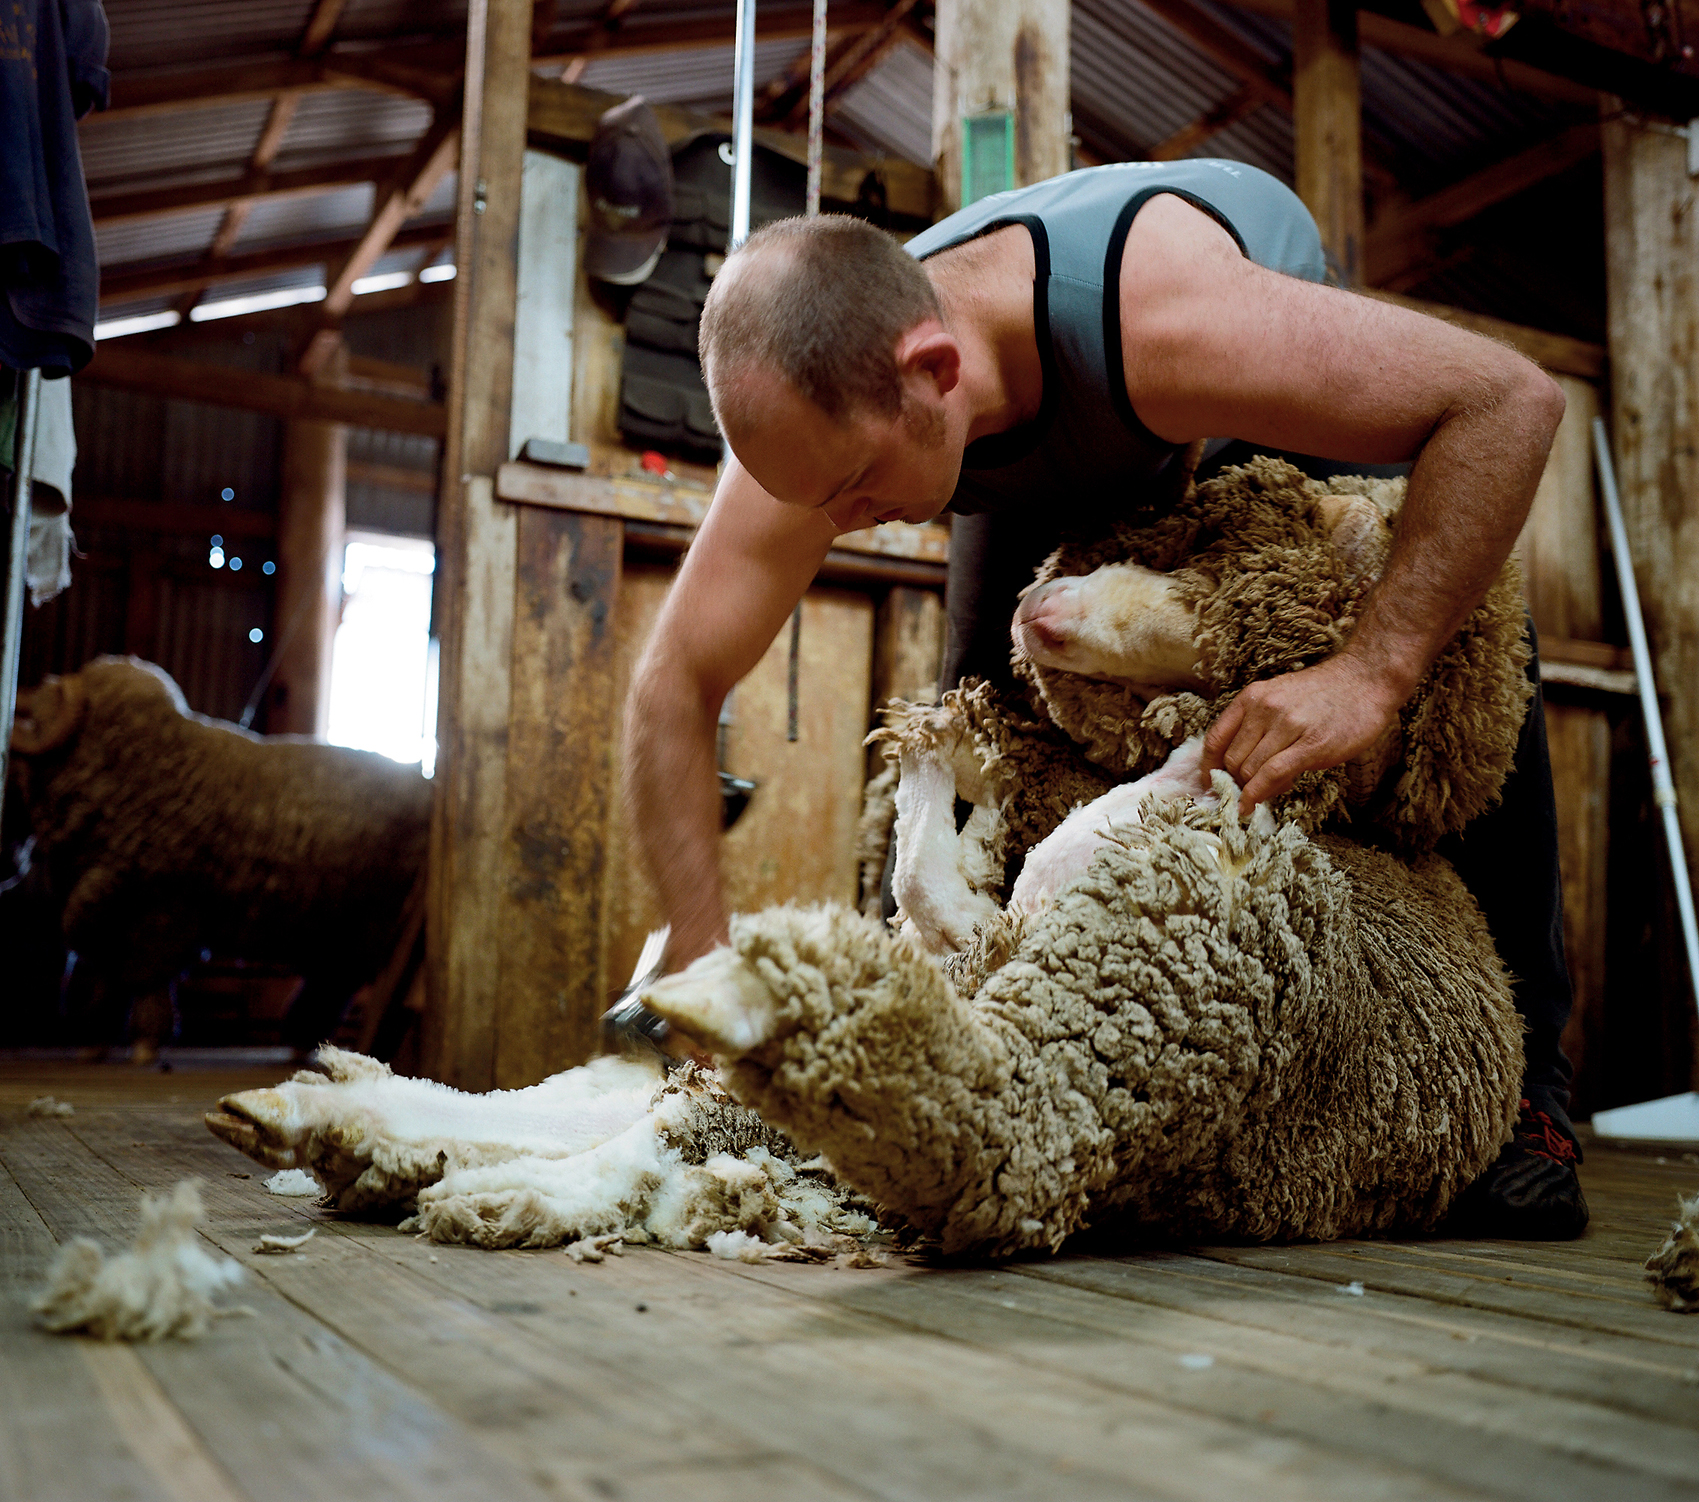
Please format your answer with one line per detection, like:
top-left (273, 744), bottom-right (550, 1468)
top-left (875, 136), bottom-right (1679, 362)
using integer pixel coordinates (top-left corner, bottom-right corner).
top-left (7, 1068), bottom-right (1699, 1502)
top-left (1, 1117), bottom-right (553, 1502)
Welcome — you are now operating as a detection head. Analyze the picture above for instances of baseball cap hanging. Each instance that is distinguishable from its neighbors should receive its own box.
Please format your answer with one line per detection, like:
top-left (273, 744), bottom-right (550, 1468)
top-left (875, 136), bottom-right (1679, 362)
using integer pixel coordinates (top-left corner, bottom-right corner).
top-left (585, 95), bottom-right (675, 285)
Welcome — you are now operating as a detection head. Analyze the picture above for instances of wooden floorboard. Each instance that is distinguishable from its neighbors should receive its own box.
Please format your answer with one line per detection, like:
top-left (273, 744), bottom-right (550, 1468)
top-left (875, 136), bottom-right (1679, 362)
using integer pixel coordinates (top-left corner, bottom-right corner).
top-left (4, 1060), bottom-right (1698, 1502)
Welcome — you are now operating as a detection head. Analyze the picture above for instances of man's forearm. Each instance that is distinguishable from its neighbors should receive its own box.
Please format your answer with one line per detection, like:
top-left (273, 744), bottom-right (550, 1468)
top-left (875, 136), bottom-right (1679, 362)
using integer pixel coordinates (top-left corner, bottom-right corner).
top-left (1342, 364), bottom-right (1564, 700)
top-left (624, 659), bottom-right (730, 969)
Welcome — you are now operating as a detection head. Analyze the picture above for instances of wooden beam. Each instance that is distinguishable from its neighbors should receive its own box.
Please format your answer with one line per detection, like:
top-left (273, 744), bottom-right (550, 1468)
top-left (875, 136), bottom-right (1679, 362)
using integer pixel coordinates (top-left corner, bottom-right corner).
top-left (1294, 0), bottom-right (1364, 285)
top-left (426, 0), bottom-right (532, 1090)
top-left (69, 497), bottom-right (280, 538)
top-left (1365, 123), bottom-right (1601, 286)
top-left (89, 154), bottom-right (409, 228)
top-left (180, 0), bottom-right (356, 313)
top-left (559, 0), bottom-right (645, 84)
top-left (347, 458), bottom-right (438, 491)
top-left (781, 0), bottom-right (923, 127)
top-left (1226, 0), bottom-right (1599, 105)
top-left (933, 0), bottom-right (1071, 212)
top-left (526, 75), bottom-right (935, 220)
top-left (300, 111), bottom-right (463, 374)
top-left (533, 3), bottom-right (887, 69)
top-left (299, 0), bottom-right (352, 57)
top-left (99, 43), bottom-right (458, 122)
top-left (1604, 111), bottom-right (1699, 1052)
top-left (1363, 289), bottom-right (1606, 380)
top-left (99, 223), bottom-right (449, 305)
top-left (271, 408), bottom-right (347, 738)
top-left (80, 344), bottom-right (448, 435)
top-left (1145, 82), bottom-right (1263, 161)
top-left (494, 461), bottom-right (951, 563)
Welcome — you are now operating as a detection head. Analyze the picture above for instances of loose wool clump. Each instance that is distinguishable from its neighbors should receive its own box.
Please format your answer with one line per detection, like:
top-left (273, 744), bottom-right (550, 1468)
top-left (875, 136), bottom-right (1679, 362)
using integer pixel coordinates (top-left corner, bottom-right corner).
top-left (1645, 1194), bottom-right (1699, 1312)
top-left (206, 1048), bottom-right (885, 1259)
top-left (33, 1181), bottom-right (245, 1341)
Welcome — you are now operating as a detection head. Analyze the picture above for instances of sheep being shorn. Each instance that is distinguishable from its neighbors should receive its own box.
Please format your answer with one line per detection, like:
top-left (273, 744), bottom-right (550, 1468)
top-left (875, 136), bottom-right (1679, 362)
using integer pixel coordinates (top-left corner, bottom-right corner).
top-left (205, 1046), bottom-right (885, 1257)
top-left (640, 459), bottom-right (1533, 1257)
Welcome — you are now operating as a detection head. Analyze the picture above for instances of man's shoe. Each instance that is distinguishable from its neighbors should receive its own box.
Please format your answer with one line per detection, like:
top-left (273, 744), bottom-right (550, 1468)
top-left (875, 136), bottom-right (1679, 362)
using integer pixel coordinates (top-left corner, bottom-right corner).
top-left (1448, 1098), bottom-right (1589, 1240)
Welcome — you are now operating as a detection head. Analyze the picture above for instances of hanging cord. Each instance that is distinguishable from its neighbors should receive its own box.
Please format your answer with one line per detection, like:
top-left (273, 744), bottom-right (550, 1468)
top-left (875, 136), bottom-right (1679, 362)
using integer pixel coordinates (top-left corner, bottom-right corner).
top-left (785, 0), bottom-right (827, 744)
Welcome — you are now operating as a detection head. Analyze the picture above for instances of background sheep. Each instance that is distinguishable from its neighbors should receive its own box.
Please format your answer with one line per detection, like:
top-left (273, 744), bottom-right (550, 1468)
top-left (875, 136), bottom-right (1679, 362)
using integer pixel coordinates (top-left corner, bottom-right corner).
top-left (6, 656), bottom-right (429, 1054)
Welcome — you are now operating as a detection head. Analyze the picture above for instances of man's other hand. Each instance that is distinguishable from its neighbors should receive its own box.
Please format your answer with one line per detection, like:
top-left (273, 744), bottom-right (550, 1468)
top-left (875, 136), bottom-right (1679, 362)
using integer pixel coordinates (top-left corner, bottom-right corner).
top-left (1202, 654), bottom-right (1404, 813)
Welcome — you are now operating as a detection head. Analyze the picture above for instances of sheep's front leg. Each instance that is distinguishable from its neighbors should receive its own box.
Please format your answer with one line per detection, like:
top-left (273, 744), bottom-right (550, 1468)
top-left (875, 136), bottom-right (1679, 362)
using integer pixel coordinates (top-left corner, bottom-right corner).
top-left (891, 748), bottom-right (1001, 954)
top-left (1013, 563), bottom-right (1203, 690)
top-left (640, 905), bottom-right (1105, 1257)
top-left (205, 1049), bottom-right (661, 1207)
top-left (1010, 738), bottom-right (1217, 914)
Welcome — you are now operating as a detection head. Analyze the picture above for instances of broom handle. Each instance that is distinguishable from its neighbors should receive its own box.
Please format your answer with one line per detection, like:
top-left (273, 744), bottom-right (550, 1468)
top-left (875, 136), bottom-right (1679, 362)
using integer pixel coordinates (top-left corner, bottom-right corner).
top-left (1591, 416), bottom-right (1699, 1018)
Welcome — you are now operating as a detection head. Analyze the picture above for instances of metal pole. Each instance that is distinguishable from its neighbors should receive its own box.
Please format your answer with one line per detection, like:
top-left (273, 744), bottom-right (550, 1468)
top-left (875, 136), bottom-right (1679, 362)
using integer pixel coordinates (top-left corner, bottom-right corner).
top-left (1591, 416), bottom-right (1699, 1018)
top-left (729, 0), bottom-right (758, 249)
top-left (0, 367), bottom-right (42, 825)
top-left (806, 0), bottom-right (827, 217)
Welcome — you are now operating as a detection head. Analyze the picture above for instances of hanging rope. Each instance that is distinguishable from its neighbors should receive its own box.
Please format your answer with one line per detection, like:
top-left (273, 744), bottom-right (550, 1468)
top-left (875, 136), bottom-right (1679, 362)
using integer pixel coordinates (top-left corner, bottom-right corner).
top-left (787, 0), bottom-right (827, 742)
top-left (806, 0), bottom-right (827, 218)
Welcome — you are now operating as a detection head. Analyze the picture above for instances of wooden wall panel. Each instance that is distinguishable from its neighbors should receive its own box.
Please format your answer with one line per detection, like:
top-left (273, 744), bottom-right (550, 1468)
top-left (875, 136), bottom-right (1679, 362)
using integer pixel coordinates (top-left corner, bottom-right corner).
top-left (1548, 697), bottom-right (1612, 1114)
top-left (493, 507), bottom-right (622, 1084)
top-left (1602, 110), bottom-right (1699, 1092)
top-left (605, 565), bottom-right (875, 994)
top-left (1518, 375), bottom-right (1603, 643)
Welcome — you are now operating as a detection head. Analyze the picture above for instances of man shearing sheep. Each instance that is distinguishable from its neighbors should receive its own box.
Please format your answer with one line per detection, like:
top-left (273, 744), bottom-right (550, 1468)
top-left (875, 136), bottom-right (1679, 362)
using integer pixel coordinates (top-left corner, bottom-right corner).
top-left (621, 160), bottom-right (1586, 1239)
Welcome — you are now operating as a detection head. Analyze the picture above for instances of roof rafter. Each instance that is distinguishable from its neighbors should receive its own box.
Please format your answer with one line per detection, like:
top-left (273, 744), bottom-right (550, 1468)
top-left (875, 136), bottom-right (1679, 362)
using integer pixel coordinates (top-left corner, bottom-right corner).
top-left (90, 155), bottom-right (412, 228)
top-left (1365, 122), bottom-right (1601, 285)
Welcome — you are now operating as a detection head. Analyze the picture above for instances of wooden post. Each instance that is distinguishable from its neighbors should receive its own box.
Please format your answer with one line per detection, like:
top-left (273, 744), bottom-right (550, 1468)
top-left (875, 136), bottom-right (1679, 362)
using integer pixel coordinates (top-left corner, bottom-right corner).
top-left (271, 415), bottom-right (346, 737)
top-left (1602, 109), bottom-right (1699, 1084)
top-left (1292, 0), bottom-right (1363, 286)
top-left (426, 0), bottom-right (622, 1088)
top-left (1517, 376), bottom-right (1611, 1104)
top-left (932, 0), bottom-right (1071, 211)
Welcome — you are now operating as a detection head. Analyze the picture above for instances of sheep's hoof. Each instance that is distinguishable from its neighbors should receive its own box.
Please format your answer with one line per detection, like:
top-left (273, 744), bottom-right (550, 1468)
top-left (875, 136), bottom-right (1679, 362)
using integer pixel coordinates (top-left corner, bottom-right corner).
top-left (206, 1088), bottom-right (305, 1167)
top-left (640, 948), bottom-right (778, 1058)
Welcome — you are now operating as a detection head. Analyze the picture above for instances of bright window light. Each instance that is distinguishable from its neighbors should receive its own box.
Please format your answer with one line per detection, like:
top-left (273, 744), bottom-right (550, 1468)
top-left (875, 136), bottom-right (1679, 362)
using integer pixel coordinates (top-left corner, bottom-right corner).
top-left (350, 270), bottom-right (414, 296)
top-left (95, 309), bottom-right (181, 340)
top-left (190, 285), bottom-right (326, 322)
top-left (327, 533), bottom-right (437, 773)
top-left (418, 262), bottom-right (457, 284)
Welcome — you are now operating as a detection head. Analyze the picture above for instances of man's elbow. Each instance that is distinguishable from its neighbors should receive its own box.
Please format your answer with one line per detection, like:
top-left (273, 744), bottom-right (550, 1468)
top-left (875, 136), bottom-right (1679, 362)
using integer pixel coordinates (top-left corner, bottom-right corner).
top-left (1522, 362), bottom-right (1567, 443)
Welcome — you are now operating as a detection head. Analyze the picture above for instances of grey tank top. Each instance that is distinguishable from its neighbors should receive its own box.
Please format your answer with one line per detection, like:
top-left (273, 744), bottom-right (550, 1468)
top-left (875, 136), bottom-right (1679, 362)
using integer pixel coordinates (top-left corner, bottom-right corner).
top-left (903, 160), bottom-right (1326, 516)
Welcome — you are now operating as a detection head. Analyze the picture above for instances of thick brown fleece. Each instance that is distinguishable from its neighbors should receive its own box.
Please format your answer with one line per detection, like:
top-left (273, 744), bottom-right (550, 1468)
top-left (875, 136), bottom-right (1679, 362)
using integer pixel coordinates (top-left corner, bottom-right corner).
top-left (9, 657), bottom-right (429, 1020)
top-left (712, 787), bottom-right (1522, 1257)
top-left (1016, 457), bottom-right (1533, 851)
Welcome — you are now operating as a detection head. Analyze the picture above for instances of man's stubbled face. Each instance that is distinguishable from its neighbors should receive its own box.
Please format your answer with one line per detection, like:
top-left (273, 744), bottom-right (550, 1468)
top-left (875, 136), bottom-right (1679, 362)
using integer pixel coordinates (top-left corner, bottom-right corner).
top-left (717, 362), bottom-right (964, 533)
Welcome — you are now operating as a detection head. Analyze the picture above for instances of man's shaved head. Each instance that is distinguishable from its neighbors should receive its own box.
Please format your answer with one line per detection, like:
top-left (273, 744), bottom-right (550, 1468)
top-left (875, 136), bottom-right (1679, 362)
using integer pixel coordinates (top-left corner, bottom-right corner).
top-left (699, 215), bottom-right (942, 437)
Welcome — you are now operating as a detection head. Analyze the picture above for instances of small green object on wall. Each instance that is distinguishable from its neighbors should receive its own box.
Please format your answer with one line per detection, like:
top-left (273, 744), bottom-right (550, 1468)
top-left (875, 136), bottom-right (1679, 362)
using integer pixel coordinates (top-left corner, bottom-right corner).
top-left (960, 111), bottom-right (1015, 207)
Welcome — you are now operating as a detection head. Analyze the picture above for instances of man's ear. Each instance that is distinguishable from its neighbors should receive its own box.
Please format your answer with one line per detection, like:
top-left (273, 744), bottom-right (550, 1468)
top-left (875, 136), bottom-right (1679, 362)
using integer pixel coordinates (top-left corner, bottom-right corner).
top-left (11, 675), bottom-right (88, 755)
top-left (894, 321), bottom-right (961, 399)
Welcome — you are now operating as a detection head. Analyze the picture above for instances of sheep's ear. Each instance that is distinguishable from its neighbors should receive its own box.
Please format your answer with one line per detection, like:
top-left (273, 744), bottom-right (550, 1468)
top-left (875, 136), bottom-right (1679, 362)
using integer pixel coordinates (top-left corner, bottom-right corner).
top-left (10, 675), bottom-right (88, 755)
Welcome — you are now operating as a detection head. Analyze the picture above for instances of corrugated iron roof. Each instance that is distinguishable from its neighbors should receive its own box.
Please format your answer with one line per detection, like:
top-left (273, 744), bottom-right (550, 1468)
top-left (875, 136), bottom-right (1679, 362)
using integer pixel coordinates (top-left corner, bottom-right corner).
top-left (82, 0), bottom-right (1606, 339)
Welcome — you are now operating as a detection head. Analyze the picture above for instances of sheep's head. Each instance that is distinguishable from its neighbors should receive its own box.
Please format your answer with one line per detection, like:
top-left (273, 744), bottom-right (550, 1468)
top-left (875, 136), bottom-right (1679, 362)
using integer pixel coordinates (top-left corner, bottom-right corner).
top-left (9, 673), bottom-right (88, 757)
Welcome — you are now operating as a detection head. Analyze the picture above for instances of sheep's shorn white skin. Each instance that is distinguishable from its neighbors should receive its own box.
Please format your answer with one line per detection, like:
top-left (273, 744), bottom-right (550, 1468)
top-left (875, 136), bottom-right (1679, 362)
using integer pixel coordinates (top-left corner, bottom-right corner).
top-left (642, 786), bottom-right (1523, 1259)
top-left (206, 1050), bottom-right (879, 1254)
top-left (1009, 737), bottom-right (1216, 916)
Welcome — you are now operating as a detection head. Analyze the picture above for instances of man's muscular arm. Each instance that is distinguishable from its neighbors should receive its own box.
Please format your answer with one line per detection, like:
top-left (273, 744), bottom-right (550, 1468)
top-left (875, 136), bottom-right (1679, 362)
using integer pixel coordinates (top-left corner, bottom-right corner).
top-left (1120, 194), bottom-right (1565, 809)
top-left (624, 458), bottom-right (836, 967)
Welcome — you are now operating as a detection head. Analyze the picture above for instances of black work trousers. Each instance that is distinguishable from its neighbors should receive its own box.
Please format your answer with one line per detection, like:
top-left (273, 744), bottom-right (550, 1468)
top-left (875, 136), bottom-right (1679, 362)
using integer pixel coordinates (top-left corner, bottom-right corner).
top-left (938, 464), bottom-right (1575, 1120)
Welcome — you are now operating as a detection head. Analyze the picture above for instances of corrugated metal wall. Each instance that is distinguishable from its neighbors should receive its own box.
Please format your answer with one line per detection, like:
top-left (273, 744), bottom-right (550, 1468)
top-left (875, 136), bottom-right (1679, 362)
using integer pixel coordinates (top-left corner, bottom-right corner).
top-left (22, 307), bottom-right (445, 722)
